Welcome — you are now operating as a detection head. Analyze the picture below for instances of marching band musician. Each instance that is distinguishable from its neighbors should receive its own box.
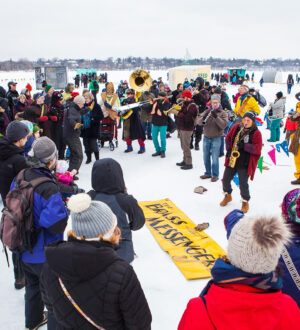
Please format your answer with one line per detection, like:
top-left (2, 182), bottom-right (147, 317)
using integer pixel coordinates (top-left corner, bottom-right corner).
top-left (139, 91), bottom-right (155, 140)
top-left (122, 89), bottom-right (146, 154)
top-left (220, 111), bottom-right (262, 213)
top-left (174, 90), bottom-right (198, 170)
top-left (150, 91), bottom-right (170, 158)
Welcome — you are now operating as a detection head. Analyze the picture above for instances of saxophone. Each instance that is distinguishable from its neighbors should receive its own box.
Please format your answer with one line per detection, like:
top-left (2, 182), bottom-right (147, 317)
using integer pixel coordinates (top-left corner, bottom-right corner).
top-left (229, 125), bottom-right (244, 168)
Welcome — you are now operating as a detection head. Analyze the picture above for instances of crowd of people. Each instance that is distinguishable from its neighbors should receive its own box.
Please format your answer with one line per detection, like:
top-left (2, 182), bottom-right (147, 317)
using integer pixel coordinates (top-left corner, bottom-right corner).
top-left (0, 72), bottom-right (300, 329)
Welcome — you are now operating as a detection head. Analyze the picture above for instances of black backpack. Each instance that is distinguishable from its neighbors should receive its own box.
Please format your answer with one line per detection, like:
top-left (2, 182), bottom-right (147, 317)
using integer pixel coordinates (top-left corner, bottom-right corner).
top-left (0, 169), bottom-right (53, 258)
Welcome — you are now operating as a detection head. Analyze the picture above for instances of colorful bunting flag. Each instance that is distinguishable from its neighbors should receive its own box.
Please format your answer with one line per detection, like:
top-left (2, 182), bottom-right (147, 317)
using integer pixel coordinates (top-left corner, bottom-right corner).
top-left (268, 148), bottom-right (276, 165)
top-left (233, 173), bottom-right (239, 187)
top-left (275, 144), bottom-right (281, 153)
top-left (257, 156), bottom-right (263, 173)
top-left (280, 140), bottom-right (289, 157)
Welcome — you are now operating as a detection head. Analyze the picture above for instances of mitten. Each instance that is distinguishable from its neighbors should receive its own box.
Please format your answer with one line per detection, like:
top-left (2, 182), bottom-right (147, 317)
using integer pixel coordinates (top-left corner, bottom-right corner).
top-left (39, 116), bottom-right (48, 122)
top-left (104, 101), bottom-right (112, 109)
top-left (50, 116), bottom-right (58, 122)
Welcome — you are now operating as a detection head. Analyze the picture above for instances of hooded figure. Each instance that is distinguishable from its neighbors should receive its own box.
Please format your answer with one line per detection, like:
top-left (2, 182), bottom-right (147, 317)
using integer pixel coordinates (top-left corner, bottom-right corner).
top-left (88, 158), bottom-right (145, 263)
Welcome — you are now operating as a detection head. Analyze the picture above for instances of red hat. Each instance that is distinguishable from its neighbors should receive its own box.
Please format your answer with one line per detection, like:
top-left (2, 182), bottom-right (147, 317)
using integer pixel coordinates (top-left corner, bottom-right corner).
top-left (25, 83), bottom-right (32, 91)
top-left (71, 92), bottom-right (79, 98)
top-left (182, 90), bottom-right (192, 99)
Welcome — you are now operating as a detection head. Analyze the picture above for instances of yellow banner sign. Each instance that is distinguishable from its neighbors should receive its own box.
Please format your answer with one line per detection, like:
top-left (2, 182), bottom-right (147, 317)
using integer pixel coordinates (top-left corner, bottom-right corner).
top-left (139, 198), bottom-right (226, 280)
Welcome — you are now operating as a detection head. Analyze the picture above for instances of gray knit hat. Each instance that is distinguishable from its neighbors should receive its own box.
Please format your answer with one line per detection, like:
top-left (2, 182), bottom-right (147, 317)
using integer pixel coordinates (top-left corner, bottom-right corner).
top-left (31, 137), bottom-right (57, 163)
top-left (227, 216), bottom-right (290, 274)
top-left (211, 94), bottom-right (221, 102)
top-left (6, 121), bottom-right (29, 143)
top-left (68, 193), bottom-right (117, 240)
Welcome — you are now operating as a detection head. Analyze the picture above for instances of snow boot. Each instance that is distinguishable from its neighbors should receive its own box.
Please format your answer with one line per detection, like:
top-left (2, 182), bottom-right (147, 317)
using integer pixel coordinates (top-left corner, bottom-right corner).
top-left (181, 164), bottom-right (193, 170)
top-left (26, 312), bottom-right (48, 330)
top-left (241, 200), bottom-right (249, 213)
top-left (160, 151), bottom-right (166, 158)
top-left (124, 145), bottom-right (133, 153)
top-left (176, 161), bottom-right (186, 166)
top-left (94, 152), bottom-right (99, 160)
top-left (85, 152), bottom-right (92, 164)
top-left (138, 146), bottom-right (145, 154)
top-left (152, 151), bottom-right (161, 157)
top-left (291, 178), bottom-right (300, 185)
top-left (220, 193), bottom-right (232, 207)
top-left (14, 277), bottom-right (25, 290)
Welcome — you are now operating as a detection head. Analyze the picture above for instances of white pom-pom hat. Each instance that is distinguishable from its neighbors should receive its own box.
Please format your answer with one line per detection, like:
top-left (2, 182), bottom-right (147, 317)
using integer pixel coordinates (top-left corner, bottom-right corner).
top-left (68, 193), bottom-right (117, 240)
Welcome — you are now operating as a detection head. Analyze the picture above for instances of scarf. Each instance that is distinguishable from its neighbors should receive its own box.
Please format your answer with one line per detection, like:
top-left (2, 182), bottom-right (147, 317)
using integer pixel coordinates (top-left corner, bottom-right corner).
top-left (203, 258), bottom-right (282, 293)
top-left (81, 102), bottom-right (94, 129)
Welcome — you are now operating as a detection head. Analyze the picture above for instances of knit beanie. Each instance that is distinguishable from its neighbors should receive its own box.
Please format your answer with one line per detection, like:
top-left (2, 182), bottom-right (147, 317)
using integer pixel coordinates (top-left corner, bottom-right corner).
top-left (21, 120), bottom-right (33, 134)
top-left (45, 85), bottom-right (53, 93)
top-left (31, 137), bottom-right (57, 163)
top-left (282, 189), bottom-right (300, 235)
top-left (74, 95), bottom-right (85, 105)
top-left (68, 194), bottom-right (117, 240)
top-left (33, 92), bottom-right (43, 101)
top-left (33, 125), bottom-right (40, 134)
top-left (243, 111), bottom-right (256, 123)
top-left (227, 216), bottom-right (290, 274)
top-left (214, 87), bottom-right (222, 94)
top-left (276, 91), bottom-right (283, 99)
top-left (182, 90), bottom-right (192, 99)
top-left (6, 121), bottom-right (29, 143)
top-left (211, 94), bottom-right (221, 102)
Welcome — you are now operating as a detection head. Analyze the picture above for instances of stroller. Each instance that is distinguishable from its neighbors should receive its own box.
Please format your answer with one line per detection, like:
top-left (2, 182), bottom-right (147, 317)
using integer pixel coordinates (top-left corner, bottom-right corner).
top-left (99, 117), bottom-right (118, 151)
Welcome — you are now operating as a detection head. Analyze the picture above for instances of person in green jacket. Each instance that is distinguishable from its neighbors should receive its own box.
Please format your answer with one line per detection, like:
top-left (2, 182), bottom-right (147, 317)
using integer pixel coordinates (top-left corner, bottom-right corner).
top-left (89, 79), bottom-right (100, 101)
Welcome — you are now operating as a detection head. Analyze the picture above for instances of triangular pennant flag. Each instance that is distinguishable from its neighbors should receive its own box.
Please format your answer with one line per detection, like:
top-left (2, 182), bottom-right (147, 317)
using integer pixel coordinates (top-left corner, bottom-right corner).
top-left (280, 140), bottom-right (289, 157)
top-left (257, 156), bottom-right (263, 173)
top-left (275, 144), bottom-right (281, 153)
top-left (233, 173), bottom-right (239, 187)
top-left (268, 148), bottom-right (277, 165)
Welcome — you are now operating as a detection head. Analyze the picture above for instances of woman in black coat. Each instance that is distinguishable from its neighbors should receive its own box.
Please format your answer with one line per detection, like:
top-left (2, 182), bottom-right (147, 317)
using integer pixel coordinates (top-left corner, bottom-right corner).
top-left (81, 92), bottom-right (104, 163)
top-left (40, 193), bottom-right (151, 330)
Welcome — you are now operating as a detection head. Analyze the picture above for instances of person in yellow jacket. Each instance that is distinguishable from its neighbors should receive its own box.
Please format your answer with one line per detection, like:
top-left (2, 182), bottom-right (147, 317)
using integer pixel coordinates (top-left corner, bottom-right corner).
top-left (289, 94), bottom-right (300, 184)
top-left (62, 83), bottom-right (75, 103)
top-left (233, 85), bottom-right (260, 122)
top-left (296, 92), bottom-right (300, 113)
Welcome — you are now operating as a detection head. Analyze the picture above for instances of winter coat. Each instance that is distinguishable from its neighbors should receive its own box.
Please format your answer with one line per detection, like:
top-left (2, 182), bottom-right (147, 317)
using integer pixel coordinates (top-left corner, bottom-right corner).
top-left (220, 91), bottom-right (232, 111)
top-left (63, 102), bottom-right (82, 139)
top-left (233, 95), bottom-right (260, 117)
top-left (44, 93), bottom-right (52, 107)
top-left (80, 101), bottom-right (103, 139)
top-left (178, 282), bottom-right (300, 330)
top-left (40, 237), bottom-right (152, 330)
top-left (225, 123), bottom-right (262, 180)
top-left (288, 115), bottom-right (300, 156)
top-left (89, 80), bottom-right (99, 92)
top-left (10, 159), bottom-right (68, 263)
top-left (89, 159), bottom-right (145, 263)
top-left (200, 107), bottom-right (228, 138)
top-left (14, 100), bottom-right (26, 116)
top-left (0, 137), bottom-right (28, 199)
top-left (176, 101), bottom-right (198, 131)
top-left (269, 97), bottom-right (286, 118)
top-left (139, 92), bottom-right (154, 122)
top-left (151, 100), bottom-right (170, 126)
top-left (0, 111), bottom-right (9, 136)
top-left (280, 236), bottom-right (300, 307)
top-left (6, 89), bottom-right (19, 115)
top-left (122, 98), bottom-right (145, 141)
top-left (20, 103), bottom-right (51, 138)
top-left (0, 96), bottom-right (9, 118)
top-left (285, 118), bottom-right (297, 131)
top-left (192, 89), bottom-right (210, 113)
top-left (150, 85), bottom-right (158, 98)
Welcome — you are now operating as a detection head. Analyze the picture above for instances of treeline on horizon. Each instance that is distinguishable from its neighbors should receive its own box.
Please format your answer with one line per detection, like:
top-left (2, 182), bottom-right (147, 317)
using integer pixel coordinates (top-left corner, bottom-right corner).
top-left (0, 56), bottom-right (299, 71)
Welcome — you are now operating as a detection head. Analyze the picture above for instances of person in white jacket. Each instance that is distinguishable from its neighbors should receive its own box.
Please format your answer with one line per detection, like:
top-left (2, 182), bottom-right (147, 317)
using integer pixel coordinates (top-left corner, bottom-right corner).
top-left (268, 91), bottom-right (286, 142)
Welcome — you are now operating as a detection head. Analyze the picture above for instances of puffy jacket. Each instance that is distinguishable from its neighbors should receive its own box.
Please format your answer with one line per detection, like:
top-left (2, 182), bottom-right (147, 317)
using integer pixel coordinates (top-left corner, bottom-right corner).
top-left (233, 95), bottom-right (260, 117)
top-left (200, 107), bottom-right (228, 138)
top-left (40, 237), bottom-right (152, 330)
top-left (10, 159), bottom-right (68, 263)
top-left (63, 102), bottom-right (82, 138)
top-left (280, 236), bottom-right (300, 307)
top-left (178, 283), bottom-right (300, 330)
top-left (0, 111), bottom-right (9, 136)
top-left (176, 101), bottom-right (198, 131)
top-left (89, 159), bottom-right (145, 263)
top-left (0, 137), bottom-right (28, 200)
top-left (270, 98), bottom-right (286, 118)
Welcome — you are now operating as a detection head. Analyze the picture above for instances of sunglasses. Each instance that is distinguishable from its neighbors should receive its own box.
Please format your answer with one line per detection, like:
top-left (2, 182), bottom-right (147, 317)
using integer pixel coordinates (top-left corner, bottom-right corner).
top-left (242, 118), bottom-right (252, 124)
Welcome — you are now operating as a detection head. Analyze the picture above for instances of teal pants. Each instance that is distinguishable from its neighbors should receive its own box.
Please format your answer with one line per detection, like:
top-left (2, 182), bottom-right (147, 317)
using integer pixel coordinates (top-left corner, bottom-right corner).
top-left (269, 118), bottom-right (282, 142)
top-left (152, 125), bottom-right (167, 152)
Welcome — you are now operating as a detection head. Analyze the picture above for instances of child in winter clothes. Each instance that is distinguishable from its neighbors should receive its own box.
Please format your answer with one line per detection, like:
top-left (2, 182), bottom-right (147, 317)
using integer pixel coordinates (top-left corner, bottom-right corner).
top-left (280, 189), bottom-right (300, 307)
top-left (178, 210), bottom-right (300, 330)
top-left (284, 110), bottom-right (298, 145)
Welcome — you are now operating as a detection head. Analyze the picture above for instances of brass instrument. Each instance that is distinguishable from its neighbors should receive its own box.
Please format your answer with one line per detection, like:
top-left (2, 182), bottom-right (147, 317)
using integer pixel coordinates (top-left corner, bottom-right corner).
top-left (229, 125), bottom-right (244, 168)
top-left (129, 69), bottom-right (152, 92)
top-left (163, 101), bottom-right (184, 115)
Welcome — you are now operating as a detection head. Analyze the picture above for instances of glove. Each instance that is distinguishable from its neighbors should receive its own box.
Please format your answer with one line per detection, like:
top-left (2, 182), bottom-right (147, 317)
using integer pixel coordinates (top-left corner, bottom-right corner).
top-left (50, 116), bottom-right (58, 122)
top-left (72, 184), bottom-right (85, 194)
top-left (39, 116), bottom-right (48, 122)
top-left (74, 123), bottom-right (83, 130)
top-left (211, 109), bottom-right (218, 118)
top-left (237, 141), bottom-right (244, 150)
top-left (104, 101), bottom-right (112, 109)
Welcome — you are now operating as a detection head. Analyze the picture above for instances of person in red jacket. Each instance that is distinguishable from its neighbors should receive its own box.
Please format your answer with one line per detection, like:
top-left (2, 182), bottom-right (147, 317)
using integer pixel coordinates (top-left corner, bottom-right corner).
top-left (220, 111), bottom-right (262, 213)
top-left (284, 110), bottom-right (298, 145)
top-left (178, 210), bottom-right (300, 330)
top-left (175, 90), bottom-right (198, 170)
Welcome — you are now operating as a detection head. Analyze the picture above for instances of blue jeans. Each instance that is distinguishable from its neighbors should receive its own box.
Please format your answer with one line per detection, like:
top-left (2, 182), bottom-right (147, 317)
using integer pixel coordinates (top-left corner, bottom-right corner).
top-left (142, 121), bottom-right (152, 137)
top-left (152, 125), bottom-right (167, 152)
top-left (203, 136), bottom-right (222, 178)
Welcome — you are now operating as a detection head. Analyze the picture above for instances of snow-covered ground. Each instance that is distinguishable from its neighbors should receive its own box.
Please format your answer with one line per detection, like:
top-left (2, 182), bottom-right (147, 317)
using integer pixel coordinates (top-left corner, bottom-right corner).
top-left (1, 70), bottom-right (300, 329)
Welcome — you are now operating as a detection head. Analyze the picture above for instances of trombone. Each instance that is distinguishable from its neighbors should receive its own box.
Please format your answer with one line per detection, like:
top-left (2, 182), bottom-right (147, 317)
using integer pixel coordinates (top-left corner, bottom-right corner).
top-left (163, 100), bottom-right (184, 116)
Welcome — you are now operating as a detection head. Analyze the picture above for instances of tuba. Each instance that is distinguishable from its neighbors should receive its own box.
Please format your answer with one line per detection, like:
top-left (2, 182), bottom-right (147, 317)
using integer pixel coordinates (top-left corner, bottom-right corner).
top-left (129, 69), bottom-right (152, 92)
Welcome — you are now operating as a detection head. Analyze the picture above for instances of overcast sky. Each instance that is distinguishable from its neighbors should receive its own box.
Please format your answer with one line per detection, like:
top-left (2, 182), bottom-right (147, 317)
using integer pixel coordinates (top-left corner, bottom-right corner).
top-left (1, 0), bottom-right (299, 61)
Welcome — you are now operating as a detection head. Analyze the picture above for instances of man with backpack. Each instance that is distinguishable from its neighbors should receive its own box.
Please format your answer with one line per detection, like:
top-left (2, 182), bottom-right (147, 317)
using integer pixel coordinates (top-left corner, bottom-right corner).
top-left (6, 137), bottom-right (68, 330)
top-left (89, 78), bottom-right (99, 100)
top-left (0, 121), bottom-right (29, 290)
